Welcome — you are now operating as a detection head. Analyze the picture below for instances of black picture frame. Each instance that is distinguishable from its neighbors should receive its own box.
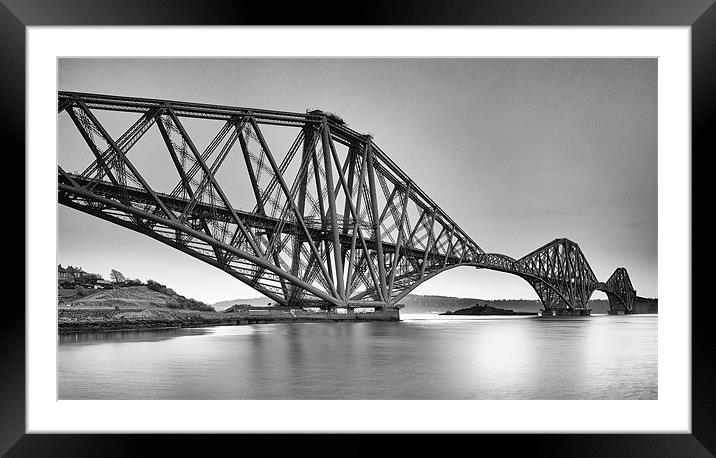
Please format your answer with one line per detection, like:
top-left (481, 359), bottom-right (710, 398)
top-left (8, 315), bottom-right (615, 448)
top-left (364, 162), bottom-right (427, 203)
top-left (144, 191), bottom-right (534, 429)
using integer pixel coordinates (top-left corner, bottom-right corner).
top-left (4, 0), bottom-right (713, 455)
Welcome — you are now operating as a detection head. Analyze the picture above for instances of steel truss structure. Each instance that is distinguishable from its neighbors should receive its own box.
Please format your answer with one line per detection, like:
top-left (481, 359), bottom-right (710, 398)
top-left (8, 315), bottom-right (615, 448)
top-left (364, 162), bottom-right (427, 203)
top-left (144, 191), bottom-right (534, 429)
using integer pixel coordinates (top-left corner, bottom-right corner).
top-left (598, 267), bottom-right (637, 313)
top-left (57, 92), bottom-right (637, 312)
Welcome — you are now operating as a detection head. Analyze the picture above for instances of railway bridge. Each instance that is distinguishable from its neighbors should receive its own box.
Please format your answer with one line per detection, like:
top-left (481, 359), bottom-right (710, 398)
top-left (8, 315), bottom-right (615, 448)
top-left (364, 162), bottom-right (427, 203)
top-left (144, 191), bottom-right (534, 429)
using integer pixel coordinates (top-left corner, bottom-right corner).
top-left (57, 92), bottom-right (639, 316)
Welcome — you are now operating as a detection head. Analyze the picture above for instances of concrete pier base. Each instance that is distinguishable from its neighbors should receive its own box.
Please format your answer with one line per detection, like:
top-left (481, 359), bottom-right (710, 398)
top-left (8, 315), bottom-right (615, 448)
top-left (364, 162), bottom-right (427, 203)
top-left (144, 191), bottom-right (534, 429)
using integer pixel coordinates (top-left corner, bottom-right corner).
top-left (228, 306), bottom-right (401, 323)
top-left (539, 308), bottom-right (591, 317)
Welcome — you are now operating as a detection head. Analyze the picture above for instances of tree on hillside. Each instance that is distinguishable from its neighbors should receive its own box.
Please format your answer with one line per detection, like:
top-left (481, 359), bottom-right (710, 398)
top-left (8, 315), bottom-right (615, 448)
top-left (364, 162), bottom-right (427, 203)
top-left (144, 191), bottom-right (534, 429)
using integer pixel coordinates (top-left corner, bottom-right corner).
top-left (110, 269), bottom-right (126, 283)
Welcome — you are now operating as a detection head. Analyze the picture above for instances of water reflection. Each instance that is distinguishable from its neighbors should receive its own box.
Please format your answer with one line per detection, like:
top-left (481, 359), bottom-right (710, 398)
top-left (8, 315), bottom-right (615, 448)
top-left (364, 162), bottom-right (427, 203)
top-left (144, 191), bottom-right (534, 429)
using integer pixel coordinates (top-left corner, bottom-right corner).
top-left (58, 327), bottom-right (212, 345)
top-left (58, 315), bottom-right (657, 400)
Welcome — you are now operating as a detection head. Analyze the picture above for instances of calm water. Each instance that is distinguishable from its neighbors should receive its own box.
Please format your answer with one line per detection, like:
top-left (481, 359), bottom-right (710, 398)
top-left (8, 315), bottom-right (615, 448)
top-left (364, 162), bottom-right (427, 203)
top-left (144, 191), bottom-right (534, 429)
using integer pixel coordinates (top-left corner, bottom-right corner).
top-left (58, 314), bottom-right (657, 400)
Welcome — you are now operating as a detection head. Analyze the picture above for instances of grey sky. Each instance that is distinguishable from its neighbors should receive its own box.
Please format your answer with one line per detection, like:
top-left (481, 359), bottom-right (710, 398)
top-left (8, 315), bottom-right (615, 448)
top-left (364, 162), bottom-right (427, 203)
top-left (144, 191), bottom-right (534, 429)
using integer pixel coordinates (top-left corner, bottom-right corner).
top-left (58, 58), bottom-right (657, 303)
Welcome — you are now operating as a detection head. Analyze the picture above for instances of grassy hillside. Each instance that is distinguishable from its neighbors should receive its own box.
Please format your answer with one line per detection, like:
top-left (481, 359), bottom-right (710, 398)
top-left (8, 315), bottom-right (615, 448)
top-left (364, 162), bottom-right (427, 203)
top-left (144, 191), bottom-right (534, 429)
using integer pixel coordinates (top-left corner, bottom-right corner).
top-left (59, 285), bottom-right (214, 311)
top-left (58, 285), bottom-right (219, 332)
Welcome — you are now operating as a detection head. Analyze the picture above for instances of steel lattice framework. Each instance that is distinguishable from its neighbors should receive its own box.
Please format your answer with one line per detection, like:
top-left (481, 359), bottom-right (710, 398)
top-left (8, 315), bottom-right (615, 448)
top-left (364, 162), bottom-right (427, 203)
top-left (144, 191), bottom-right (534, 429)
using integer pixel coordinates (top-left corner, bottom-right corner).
top-left (57, 92), bottom-right (637, 312)
top-left (597, 268), bottom-right (637, 313)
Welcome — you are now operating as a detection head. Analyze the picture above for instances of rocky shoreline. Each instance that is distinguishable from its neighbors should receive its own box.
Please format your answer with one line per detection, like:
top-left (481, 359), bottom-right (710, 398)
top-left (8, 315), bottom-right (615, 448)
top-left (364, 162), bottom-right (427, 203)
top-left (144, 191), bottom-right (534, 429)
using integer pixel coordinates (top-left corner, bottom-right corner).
top-left (58, 308), bottom-right (229, 333)
top-left (58, 304), bottom-right (400, 334)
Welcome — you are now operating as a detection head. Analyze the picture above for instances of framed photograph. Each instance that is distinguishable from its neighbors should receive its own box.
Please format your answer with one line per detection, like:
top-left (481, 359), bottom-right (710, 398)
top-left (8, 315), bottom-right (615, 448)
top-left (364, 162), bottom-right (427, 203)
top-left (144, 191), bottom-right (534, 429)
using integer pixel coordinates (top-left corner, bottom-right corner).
top-left (7, 0), bottom-right (713, 455)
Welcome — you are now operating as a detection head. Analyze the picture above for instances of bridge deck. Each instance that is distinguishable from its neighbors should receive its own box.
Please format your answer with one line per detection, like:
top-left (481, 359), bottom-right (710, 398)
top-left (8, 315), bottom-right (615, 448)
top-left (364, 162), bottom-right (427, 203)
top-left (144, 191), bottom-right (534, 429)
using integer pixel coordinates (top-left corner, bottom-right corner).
top-left (60, 174), bottom-right (455, 262)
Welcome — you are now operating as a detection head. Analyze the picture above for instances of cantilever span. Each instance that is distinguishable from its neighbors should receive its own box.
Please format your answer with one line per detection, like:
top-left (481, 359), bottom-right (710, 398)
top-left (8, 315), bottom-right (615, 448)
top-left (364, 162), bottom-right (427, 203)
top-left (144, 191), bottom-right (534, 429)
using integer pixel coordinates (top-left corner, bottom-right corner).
top-left (57, 91), bottom-right (637, 314)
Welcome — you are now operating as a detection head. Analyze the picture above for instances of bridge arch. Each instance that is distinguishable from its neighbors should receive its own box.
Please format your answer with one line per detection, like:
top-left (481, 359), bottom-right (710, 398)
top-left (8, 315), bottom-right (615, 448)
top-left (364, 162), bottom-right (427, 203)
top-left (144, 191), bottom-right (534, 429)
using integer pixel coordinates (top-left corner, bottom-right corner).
top-left (390, 262), bottom-right (575, 309)
top-left (599, 290), bottom-right (631, 313)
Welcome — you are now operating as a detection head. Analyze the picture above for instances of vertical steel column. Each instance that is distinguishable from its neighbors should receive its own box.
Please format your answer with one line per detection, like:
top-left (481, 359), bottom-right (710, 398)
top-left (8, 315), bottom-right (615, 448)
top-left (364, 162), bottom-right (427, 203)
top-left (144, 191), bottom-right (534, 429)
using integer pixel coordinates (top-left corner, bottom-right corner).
top-left (310, 149), bottom-right (327, 226)
top-left (326, 137), bottom-right (384, 303)
top-left (288, 123), bottom-right (316, 303)
top-left (343, 144), bottom-right (370, 298)
top-left (321, 119), bottom-right (346, 303)
top-left (565, 243), bottom-right (575, 308)
top-left (341, 145), bottom-right (358, 232)
top-left (365, 139), bottom-right (388, 302)
top-left (388, 181), bottom-right (411, 297)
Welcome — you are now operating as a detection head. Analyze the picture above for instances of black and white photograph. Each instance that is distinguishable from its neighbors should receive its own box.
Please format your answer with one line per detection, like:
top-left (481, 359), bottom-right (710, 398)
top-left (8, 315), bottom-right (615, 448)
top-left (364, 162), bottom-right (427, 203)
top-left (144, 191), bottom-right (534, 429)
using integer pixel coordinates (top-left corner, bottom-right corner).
top-left (56, 57), bottom-right (658, 401)
top-left (6, 1), bottom-right (710, 451)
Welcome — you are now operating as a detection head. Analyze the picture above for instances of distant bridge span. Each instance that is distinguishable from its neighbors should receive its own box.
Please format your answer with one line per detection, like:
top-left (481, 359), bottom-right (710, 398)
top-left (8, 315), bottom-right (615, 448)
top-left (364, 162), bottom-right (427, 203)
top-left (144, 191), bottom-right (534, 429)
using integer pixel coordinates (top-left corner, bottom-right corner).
top-left (57, 92), bottom-right (637, 314)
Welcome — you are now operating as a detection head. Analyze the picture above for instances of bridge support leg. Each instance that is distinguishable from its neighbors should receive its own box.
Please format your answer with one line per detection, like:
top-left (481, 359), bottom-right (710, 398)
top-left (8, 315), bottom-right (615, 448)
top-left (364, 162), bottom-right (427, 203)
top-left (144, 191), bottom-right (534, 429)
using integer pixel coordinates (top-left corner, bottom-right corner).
top-left (606, 293), bottom-right (633, 315)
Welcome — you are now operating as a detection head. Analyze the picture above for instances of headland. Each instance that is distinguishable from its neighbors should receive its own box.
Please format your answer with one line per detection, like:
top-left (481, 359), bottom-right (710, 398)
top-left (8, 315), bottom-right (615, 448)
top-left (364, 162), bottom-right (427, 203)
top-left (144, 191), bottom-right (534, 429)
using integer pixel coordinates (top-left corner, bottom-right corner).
top-left (440, 303), bottom-right (537, 316)
top-left (58, 282), bottom-right (399, 334)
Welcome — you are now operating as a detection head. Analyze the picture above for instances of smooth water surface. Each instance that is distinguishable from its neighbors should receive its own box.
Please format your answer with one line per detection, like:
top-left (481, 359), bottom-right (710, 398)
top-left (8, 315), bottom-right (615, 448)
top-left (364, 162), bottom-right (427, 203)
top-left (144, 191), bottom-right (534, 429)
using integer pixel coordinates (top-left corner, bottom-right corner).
top-left (58, 314), bottom-right (657, 399)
